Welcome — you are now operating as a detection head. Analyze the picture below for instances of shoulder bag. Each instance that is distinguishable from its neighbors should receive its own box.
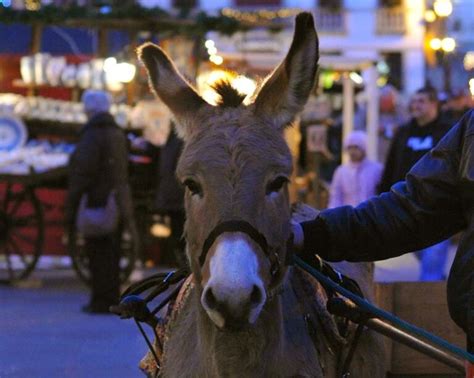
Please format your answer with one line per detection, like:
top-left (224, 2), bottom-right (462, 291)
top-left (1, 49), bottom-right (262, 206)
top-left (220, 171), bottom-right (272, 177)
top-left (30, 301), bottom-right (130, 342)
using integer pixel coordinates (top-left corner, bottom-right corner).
top-left (76, 190), bottom-right (119, 237)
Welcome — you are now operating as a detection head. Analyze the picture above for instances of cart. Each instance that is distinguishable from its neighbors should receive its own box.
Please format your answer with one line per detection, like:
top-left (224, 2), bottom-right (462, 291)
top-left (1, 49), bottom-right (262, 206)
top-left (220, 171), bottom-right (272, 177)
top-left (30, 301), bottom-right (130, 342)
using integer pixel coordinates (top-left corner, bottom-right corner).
top-left (0, 166), bottom-right (137, 285)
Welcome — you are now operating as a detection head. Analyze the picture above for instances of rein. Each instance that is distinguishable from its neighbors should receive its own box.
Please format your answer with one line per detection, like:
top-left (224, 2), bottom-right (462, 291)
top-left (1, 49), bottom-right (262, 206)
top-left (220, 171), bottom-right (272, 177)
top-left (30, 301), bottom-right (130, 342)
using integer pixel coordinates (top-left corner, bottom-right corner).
top-left (110, 268), bottom-right (189, 377)
top-left (294, 254), bottom-right (474, 372)
top-left (112, 230), bottom-right (473, 376)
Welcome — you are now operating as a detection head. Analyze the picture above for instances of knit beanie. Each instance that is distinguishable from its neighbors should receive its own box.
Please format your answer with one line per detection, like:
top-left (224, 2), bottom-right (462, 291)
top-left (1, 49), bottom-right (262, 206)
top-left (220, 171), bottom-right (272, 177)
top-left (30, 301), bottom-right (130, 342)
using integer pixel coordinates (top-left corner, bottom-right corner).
top-left (81, 89), bottom-right (112, 115)
top-left (343, 130), bottom-right (367, 152)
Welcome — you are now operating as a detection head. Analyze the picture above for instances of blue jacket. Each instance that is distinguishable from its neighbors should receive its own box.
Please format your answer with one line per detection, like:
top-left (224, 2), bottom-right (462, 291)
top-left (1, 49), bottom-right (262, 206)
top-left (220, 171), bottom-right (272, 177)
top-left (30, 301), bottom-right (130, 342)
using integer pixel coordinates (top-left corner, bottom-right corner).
top-left (301, 109), bottom-right (474, 338)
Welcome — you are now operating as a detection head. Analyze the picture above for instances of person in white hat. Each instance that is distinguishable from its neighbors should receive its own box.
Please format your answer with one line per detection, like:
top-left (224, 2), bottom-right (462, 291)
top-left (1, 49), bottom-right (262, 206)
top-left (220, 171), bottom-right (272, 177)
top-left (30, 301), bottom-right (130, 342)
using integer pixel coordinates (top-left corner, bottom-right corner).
top-left (65, 90), bottom-right (136, 314)
top-left (328, 130), bottom-right (382, 208)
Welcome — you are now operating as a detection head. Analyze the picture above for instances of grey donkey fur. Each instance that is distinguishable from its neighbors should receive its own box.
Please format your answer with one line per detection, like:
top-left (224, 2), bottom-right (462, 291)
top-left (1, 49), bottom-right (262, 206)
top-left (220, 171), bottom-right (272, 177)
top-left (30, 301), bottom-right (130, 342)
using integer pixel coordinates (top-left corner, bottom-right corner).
top-left (138, 12), bottom-right (385, 377)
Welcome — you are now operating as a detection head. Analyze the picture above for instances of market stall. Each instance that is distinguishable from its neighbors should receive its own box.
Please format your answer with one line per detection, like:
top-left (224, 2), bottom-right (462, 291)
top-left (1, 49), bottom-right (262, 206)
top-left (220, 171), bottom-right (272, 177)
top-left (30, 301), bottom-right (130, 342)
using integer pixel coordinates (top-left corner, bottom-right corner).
top-left (0, 4), bottom-right (261, 283)
top-left (1, 4), bottom-right (350, 281)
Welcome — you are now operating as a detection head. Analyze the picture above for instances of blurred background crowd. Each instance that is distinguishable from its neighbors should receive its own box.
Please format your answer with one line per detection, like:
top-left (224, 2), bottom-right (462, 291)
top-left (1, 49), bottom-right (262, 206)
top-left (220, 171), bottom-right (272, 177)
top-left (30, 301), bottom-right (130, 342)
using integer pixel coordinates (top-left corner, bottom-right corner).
top-left (0, 0), bottom-right (473, 286)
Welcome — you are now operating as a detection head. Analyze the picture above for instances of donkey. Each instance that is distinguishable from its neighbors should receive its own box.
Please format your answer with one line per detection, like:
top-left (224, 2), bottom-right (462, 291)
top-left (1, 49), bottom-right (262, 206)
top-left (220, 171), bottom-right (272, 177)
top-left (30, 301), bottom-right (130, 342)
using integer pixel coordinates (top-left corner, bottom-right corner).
top-left (138, 12), bottom-right (385, 377)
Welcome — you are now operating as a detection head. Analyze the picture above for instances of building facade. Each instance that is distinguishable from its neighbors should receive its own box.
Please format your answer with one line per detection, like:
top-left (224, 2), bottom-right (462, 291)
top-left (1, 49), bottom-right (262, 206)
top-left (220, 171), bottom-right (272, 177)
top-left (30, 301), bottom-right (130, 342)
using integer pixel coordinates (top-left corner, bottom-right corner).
top-left (139, 0), bottom-right (426, 97)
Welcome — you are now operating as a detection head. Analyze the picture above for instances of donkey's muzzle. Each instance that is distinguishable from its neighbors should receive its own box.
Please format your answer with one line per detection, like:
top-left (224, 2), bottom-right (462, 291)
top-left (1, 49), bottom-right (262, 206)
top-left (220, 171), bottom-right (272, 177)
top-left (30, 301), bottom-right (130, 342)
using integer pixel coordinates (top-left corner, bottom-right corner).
top-left (202, 283), bottom-right (266, 330)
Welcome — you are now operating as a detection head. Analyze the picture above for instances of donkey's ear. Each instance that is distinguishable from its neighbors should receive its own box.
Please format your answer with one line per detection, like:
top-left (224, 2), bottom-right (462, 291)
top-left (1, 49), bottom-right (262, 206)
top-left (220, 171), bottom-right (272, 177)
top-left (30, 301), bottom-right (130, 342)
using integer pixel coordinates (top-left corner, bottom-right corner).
top-left (254, 12), bottom-right (319, 129)
top-left (137, 42), bottom-right (209, 139)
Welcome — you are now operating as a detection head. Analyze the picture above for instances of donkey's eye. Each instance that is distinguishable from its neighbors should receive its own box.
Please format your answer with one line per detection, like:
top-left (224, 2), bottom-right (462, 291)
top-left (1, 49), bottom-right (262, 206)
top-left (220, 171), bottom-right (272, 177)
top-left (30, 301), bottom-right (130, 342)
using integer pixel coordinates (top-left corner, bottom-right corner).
top-left (266, 176), bottom-right (289, 194)
top-left (183, 179), bottom-right (203, 197)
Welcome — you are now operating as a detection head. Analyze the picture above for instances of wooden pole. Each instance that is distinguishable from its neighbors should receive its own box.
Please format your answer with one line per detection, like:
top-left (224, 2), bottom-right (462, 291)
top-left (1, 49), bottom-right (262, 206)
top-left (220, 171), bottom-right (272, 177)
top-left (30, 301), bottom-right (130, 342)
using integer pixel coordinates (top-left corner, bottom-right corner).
top-left (30, 23), bottom-right (43, 54)
top-left (365, 63), bottom-right (379, 161)
top-left (342, 72), bottom-right (354, 164)
top-left (29, 23), bottom-right (43, 97)
top-left (97, 28), bottom-right (108, 58)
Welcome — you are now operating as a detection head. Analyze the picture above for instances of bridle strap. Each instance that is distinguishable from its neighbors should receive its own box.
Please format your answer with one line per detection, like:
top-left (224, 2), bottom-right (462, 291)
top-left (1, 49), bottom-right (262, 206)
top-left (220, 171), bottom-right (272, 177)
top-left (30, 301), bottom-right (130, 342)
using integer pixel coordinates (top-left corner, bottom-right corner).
top-left (200, 220), bottom-right (269, 267)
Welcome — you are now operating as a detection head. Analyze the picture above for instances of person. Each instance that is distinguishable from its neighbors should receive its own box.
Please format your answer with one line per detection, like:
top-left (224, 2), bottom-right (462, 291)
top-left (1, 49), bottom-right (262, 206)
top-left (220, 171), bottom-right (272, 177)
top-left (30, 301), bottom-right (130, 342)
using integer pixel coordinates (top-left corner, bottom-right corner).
top-left (443, 89), bottom-right (472, 124)
top-left (328, 130), bottom-right (382, 208)
top-left (65, 90), bottom-right (135, 314)
top-left (378, 86), bottom-right (453, 281)
top-left (152, 123), bottom-right (186, 268)
top-left (379, 87), bottom-right (451, 193)
top-left (292, 109), bottom-right (474, 353)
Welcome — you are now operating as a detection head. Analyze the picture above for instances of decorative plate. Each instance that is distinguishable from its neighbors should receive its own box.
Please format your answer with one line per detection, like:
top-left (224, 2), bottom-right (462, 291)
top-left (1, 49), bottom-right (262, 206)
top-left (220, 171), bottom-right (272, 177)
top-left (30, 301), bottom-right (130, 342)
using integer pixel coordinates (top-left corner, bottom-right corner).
top-left (0, 116), bottom-right (27, 152)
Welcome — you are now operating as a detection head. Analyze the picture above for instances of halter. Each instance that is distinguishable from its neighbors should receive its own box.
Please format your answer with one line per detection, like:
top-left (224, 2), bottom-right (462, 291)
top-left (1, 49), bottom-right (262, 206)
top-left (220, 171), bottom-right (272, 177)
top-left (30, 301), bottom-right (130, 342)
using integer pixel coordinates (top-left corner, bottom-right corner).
top-left (199, 219), bottom-right (288, 279)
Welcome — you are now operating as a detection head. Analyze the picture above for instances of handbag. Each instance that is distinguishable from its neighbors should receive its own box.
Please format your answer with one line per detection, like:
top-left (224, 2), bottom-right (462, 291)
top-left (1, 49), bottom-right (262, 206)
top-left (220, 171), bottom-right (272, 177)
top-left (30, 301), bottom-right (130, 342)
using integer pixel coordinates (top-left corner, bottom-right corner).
top-left (76, 190), bottom-right (119, 237)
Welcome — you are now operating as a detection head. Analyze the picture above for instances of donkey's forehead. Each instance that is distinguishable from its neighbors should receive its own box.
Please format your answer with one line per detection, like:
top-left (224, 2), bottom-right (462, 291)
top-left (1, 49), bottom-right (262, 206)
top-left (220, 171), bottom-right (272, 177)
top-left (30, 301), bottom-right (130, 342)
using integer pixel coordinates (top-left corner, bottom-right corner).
top-left (177, 109), bottom-right (292, 176)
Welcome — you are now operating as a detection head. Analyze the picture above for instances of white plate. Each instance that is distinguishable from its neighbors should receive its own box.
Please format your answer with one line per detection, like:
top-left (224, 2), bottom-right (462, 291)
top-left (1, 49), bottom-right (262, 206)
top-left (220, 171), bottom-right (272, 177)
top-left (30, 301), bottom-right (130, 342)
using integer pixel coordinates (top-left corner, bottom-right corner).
top-left (0, 116), bottom-right (27, 152)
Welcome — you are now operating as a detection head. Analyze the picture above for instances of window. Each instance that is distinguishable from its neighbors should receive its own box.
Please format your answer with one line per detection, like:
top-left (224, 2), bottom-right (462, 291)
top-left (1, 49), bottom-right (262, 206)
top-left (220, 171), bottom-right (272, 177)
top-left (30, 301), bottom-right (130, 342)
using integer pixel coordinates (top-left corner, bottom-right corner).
top-left (235, 0), bottom-right (281, 6)
top-left (173, 0), bottom-right (197, 7)
top-left (318, 0), bottom-right (342, 9)
top-left (378, 0), bottom-right (402, 7)
top-left (381, 52), bottom-right (402, 90)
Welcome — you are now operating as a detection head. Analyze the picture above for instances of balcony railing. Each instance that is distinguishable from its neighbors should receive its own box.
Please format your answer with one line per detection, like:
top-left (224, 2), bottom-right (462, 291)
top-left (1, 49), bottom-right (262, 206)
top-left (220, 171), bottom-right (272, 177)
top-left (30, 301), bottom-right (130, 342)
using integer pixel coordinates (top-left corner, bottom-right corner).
top-left (314, 8), bottom-right (346, 34)
top-left (376, 6), bottom-right (406, 34)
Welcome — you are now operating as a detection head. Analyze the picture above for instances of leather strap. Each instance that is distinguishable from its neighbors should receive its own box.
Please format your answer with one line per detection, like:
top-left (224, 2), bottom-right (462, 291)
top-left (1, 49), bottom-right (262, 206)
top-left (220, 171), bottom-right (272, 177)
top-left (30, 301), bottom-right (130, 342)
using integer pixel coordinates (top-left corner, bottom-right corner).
top-left (200, 220), bottom-right (269, 267)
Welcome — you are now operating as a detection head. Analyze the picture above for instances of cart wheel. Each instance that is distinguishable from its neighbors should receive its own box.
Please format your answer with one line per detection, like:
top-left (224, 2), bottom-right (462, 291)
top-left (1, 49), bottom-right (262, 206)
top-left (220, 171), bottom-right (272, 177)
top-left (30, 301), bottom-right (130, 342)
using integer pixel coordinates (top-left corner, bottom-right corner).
top-left (69, 230), bottom-right (136, 286)
top-left (0, 184), bottom-right (44, 284)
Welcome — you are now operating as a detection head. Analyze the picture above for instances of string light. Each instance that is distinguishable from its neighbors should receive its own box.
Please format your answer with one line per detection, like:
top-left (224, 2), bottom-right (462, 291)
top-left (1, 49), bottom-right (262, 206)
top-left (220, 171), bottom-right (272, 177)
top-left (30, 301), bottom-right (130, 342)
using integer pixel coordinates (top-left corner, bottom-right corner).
top-left (209, 55), bottom-right (223, 65)
top-left (207, 46), bottom-right (217, 56)
top-left (464, 52), bottom-right (474, 71)
top-left (349, 72), bottom-right (363, 85)
top-left (25, 0), bottom-right (41, 11)
top-left (204, 39), bottom-right (224, 66)
top-left (103, 57), bottom-right (117, 73)
top-left (222, 7), bottom-right (301, 23)
top-left (204, 40), bottom-right (215, 49)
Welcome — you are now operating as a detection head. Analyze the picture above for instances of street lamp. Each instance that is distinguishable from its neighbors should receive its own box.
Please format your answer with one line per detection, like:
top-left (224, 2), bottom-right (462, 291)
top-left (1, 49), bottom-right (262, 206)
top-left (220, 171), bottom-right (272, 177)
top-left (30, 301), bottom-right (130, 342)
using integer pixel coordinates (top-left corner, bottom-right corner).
top-left (429, 38), bottom-right (442, 50)
top-left (429, 36), bottom-right (456, 93)
top-left (441, 37), bottom-right (456, 53)
top-left (424, 9), bottom-right (437, 23)
top-left (425, 0), bottom-right (454, 93)
top-left (433, 0), bottom-right (453, 17)
top-left (429, 37), bottom-right (456, 53)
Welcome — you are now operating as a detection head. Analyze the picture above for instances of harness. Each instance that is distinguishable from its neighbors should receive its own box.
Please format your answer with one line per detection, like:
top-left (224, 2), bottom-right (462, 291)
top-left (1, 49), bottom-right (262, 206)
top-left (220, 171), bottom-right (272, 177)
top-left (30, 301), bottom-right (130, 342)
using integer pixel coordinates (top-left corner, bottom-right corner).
top-left (200, 219), bottom-right (291, 280)
top-left (113, 218), bottom-right (474, 376)
top-left (112, 219), bottom-right (366, 377)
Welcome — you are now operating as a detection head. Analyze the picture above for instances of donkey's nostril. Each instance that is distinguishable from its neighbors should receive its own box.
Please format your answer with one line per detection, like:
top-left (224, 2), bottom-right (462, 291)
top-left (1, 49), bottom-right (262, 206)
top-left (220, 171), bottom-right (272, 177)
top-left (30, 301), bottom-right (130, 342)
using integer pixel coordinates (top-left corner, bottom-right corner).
top-left (204, 288), bottom-right (218, 310)
top-left (250, 285), bottom-right (263, 306)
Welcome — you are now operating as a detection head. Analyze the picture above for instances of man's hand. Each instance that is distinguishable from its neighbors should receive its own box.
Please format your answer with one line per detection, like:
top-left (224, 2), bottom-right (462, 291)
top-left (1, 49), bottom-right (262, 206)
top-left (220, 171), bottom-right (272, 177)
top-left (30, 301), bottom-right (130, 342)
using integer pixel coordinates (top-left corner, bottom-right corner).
top-left (291, 221), bottom-right (304, 250)
top-left (291, 202), bottom-right (320, 222)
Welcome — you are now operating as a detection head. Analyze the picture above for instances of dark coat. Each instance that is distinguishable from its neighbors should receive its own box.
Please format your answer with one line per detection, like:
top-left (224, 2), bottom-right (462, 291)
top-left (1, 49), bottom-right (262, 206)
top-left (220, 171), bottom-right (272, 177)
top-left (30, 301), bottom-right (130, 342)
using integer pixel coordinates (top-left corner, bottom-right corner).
top-left (65, 112), bottom-right (134, 229)
top-left (300, 109), bottom-right (474, 337)
top-left (154, 128), bottom-right (184, 214)
top-left (378, 115), bottom-right (452, 193)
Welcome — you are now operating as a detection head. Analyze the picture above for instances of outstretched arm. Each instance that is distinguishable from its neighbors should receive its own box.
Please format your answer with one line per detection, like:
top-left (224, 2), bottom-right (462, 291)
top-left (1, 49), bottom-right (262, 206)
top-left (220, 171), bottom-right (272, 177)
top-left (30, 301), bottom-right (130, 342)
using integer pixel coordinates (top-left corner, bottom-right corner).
top-left (296, 111), bottom-right (473, 262)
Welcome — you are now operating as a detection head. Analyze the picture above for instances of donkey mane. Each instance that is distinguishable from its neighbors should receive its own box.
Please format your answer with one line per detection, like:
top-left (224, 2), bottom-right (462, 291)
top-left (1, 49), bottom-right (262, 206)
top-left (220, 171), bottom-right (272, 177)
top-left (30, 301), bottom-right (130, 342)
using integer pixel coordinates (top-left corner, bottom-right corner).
top-left (212, 80), bottom-right (247, 108)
